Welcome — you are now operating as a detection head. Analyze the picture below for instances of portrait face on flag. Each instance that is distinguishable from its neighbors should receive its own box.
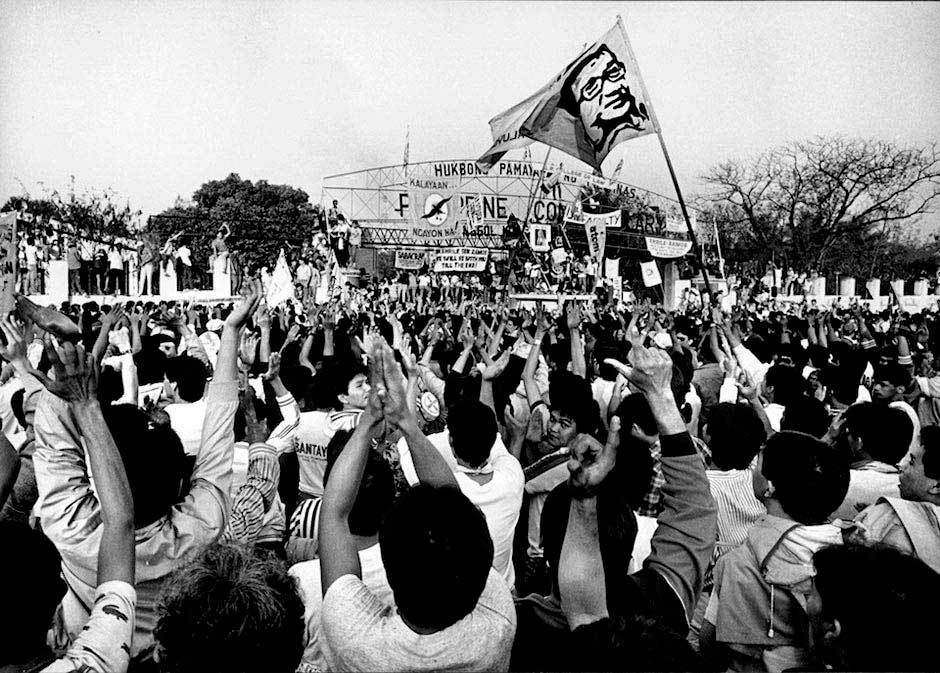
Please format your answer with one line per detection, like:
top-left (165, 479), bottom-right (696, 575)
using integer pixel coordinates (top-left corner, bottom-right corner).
top-left (558, 45), bottom-right (651, 157)
top-left (479, 20), bottom-right (659, 171)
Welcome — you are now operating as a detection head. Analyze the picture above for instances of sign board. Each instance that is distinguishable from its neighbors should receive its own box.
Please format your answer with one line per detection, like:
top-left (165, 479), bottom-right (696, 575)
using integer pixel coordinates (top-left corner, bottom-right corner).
top-left (433, 248), bottom-right (488, 273)
top-left (645, 236), bottom-right (693, 259)
top-left (395, 250), bottom-right (427, 270)
top-left (529, 223), bottom-right (551, 252)
top-left (640, 260), bottom-right (662, 287)
top-left (0, 213), bottom-right (17, 314)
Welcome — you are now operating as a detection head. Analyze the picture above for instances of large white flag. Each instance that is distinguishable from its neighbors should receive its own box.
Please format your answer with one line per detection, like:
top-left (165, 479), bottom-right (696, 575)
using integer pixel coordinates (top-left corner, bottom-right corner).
top-left (478, 18), bottom-right (659, 171)
top-left (266, 249), bottom-right (294, 307)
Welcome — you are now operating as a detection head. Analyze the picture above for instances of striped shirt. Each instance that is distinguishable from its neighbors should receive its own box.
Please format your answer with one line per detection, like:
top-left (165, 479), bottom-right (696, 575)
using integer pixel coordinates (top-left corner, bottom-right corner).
top-left (706, 468), bottom-right (766, 556)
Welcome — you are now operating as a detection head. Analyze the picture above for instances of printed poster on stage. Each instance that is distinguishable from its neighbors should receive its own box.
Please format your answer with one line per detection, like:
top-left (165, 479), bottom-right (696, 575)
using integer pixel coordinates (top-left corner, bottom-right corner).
top-left (407, 176), bottom-right (463, 246)
top-left (529, 223), bottom-right (551, 252)
top-left (640, 260), bottom-right (662, 287)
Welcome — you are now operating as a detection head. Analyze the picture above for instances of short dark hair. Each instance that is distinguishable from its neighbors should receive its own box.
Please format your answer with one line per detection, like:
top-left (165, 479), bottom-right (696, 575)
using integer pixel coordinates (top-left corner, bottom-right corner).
top-left (380, 485), bottom-right (493, 630)
top-left (446, 400), bottom-right (498, 469)
top-left (873, 362), bottom-right (913, 390)
top-left (813, 542), bottom-right (940, 672)
top-left (154, 542), bottom-right (305, 673)
top-left (549, 371), bottom-right (600, 437)
top-left (761, 431), bottom-right (849, 524)
top-left (326, 359), bottom-right (367, 410)
top-left (707, 403), bottom-right (766, 470)
top-left (780, 396), bottom-right (830, 439)
top-left (105, 404), bottom-right (187, 528)
top-left (0, 522), bottom-right (66, 661)
top-left (764, 364), bottom-right (804, 407)
top-left (164, 355), bottom-right (208, 402)
top-left (842, 402), bottom-right (912, 465)
top-left (616, 392), bottom-right (658, 438)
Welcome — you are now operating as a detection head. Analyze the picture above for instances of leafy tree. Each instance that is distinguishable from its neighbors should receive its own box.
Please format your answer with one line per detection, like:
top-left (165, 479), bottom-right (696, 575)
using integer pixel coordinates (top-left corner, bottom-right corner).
top-left (701, 136), bottom-right (940, 276)
top-left (1, 177), bottom-right (140, 242)
top-left (145, 173), bottom-right (322, 270)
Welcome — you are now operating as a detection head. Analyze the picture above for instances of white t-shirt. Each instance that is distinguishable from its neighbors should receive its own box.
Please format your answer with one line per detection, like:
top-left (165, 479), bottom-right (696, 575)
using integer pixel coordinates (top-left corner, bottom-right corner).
top-left (396, 430), bottom-right (523, 588)
top-left (25, 243), bottom-right (39, 266)
top-left (108, 249), bottom-right (124, 270)
top-left (321, 569), bottom-right (516, 672)
top-left (294, 409), bottom-right (362, 497)
top-left (164, 399), bottom-right (207, 456)
top-left (291, 544), bottom-right (394, 672)
top-left (175, 246), bottom-right (192, 266)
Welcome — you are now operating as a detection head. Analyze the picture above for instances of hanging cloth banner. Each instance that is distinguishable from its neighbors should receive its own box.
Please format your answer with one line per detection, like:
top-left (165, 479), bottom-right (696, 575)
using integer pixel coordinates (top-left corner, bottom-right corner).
top-left (584, 218), bottom-right (607, 267)
top-left (395, 250), bottom-right (427, 270)
top-left (640, 260), bottom-right (662, 287)
top-left (565, 207), bottom-right (621, 229)
top-left (645, 236), bottom-right (692, 259)
top-left (433, 248), bottom-right (489, 273)
top-left (407, 176), bottom-right (464, 245)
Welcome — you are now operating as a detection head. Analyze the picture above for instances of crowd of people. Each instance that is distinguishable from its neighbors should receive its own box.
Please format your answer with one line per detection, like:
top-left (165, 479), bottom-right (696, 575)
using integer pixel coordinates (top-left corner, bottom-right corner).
top-left (1, 247), bottom-right (940, 672)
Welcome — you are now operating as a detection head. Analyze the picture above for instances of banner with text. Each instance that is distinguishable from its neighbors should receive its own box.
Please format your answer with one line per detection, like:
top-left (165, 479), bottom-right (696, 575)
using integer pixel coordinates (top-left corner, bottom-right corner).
top-left (646, 236), bottom-right (693, 259)
top-left (433, 248), bottom-right (489, 273)
top-left (395, 250), bottom-right (427, 270)
top-left (585, 219), bottom-right (607, 268)
top-left (0, 213), bottom-right (16, 314)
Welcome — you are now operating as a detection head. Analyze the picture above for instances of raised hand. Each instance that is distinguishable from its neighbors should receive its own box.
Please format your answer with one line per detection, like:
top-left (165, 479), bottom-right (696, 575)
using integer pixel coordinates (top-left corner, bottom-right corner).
top-left (479, 350), bottom-right (510, 381)
top-left (225, 278), bottom-right (262, 331)
top-left (100, 304), bottom-right (126, 332)
top-left (0, 315), bottom-right (29, 365)
top-left (504, 402), bottom-right (528, 442)
top-left (603, 343), bottom-right (674, 398)
top-left (374, 340), bottom-right (411, 427)
top-left (239, 331), bottom-right (259, 368)
top-left (15, 293), bottom-right (80, 342)
top-left (568, 416), bottom-right (621, 498)
top-left (565, 301), bottom-right (582, 331)
top-left (35, 336), bottom-right (99, 405)
top-left (262, 351), bottom-right (281, 381)
top-left (398, 334), bottom-right (419, 379)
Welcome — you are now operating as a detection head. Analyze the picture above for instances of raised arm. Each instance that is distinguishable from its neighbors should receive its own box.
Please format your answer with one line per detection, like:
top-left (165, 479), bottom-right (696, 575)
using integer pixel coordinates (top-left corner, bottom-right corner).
top-left (380, 341), bottom-right (458, 489)
top-left (567, 301), bottom-right (586, 379)
top-left (606, 347), bottom-right (717, 622)
top-left (57, 345), bottom-right (135, 585)
top-left (320, 353), bottom-right (384, 593)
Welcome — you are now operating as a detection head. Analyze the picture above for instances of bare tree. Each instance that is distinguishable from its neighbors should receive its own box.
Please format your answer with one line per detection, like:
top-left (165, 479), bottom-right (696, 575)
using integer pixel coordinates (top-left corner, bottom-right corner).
top-left (701, 136), bottom-right (940, 275)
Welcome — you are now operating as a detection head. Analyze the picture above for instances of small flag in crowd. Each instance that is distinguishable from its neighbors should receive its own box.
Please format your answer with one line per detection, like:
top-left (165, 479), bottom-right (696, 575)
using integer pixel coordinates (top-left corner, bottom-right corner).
top-left (540, 168), bottom-right (561, 194)
top-left (478, 18), bottom-right (659, 171)
top-left (266, 248), bottom-right (294, 307)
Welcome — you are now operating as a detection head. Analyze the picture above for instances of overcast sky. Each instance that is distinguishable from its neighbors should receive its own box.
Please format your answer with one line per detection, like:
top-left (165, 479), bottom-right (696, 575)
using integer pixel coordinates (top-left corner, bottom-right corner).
top-left (2, 1), bottom-right (939, 230)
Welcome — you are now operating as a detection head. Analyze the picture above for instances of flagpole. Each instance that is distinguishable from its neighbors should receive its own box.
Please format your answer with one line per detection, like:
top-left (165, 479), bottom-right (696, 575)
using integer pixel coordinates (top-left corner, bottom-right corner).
top-left (500, 147), bottom-right (554, 297)
top-left (655, 131), bottom-right (712, 299)
top-left (614, 13), bottom-right (712, 300)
